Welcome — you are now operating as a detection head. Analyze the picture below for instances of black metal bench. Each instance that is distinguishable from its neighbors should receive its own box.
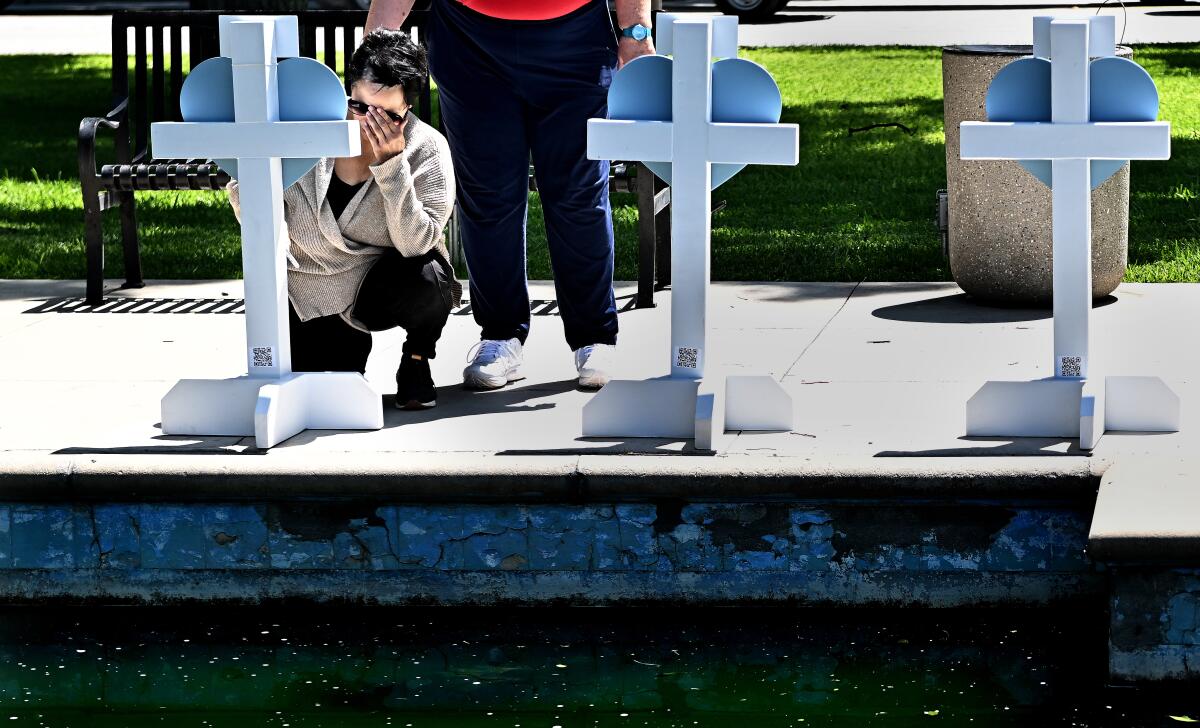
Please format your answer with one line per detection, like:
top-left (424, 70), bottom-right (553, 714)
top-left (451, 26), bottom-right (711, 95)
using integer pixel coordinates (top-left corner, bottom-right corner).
top-left (78, 9), bottom-right (671, 307)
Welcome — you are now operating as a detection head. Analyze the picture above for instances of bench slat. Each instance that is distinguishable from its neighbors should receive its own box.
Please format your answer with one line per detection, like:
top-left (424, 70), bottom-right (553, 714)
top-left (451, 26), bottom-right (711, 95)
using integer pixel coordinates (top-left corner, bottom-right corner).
top-left (342, 24), bottom-right (355, 89)
top-left (134, 26), bottom-right (147, 158)
top-left (170, 25), bottom-right (183, 122)
top-left (100, 162), bottom-right (229, 192)
top-left (301, 22), bottom-right (316, 67)
top-left (112, 17), bottom-right (128, 130)
top-left (152, 25), bottom-right (166, 126)
top-left (324, 24), bottom-right (337, 73)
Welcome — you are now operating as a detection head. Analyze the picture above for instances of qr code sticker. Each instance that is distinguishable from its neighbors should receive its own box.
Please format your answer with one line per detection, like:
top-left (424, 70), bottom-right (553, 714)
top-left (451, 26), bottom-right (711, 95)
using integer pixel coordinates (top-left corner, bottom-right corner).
top-left (1060, 355), bottom-right (1082, 378)
top-left (251, 346), bottom-right (274, 369)
top-left (675, 346), bottom-right (700, 370)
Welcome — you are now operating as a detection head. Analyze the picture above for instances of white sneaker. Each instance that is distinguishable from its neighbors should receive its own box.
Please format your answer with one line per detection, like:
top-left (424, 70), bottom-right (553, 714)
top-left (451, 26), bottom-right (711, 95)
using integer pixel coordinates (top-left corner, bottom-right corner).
top-left (463, 337), bottom-right (524, 390)
top-left (574, 344), bottom-right (615, 389)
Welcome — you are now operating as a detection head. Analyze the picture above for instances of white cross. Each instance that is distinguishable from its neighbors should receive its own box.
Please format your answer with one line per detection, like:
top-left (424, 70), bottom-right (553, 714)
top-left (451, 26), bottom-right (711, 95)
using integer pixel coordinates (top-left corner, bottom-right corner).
top-left (581, 15), bottom-right (799, 449)
top-left (959, 17), bottom-right (1178, 449)
top-left (150, 16), bottom-right (383, 448)
top-left (588, 15), bottom-right (797, 380)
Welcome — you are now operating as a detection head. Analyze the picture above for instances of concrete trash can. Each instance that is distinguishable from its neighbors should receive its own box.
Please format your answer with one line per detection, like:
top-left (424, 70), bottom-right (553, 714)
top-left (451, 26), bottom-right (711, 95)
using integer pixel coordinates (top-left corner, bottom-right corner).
top-left (942, 44), bottom-right (1133, 304)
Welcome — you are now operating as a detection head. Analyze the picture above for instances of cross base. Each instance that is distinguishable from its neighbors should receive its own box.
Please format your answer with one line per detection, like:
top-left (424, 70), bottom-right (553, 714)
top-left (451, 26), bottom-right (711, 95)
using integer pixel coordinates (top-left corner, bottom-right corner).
top-left (965, 376), bottom-right (1179, 451)
top-left (581, 375), bottom-right (793, 452)
top-left (161, 372), bottom-right (384, 449)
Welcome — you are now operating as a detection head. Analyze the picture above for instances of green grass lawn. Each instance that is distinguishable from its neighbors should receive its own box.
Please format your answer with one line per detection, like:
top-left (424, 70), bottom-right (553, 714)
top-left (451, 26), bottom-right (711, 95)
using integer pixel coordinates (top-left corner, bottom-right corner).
top-left (1, 47), bottom-right (1198, 283)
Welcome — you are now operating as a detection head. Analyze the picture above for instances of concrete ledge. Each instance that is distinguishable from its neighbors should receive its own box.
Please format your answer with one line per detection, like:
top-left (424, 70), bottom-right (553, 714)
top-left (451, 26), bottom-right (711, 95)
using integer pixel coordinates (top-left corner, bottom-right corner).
top-left (0, 451), bottom-right (1102, 502)
top-left (578, 454), bottom-right (1100, 501)
top-left (1089, 461), bottom-right (1200, 681)
top-left (1089, 458), bottom-right (1200, 563)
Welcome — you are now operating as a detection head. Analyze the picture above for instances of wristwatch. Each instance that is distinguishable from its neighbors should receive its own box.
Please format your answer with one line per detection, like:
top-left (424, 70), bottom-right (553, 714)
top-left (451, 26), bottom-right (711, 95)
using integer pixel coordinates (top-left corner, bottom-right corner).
top-left (620, 23), bottom-right (652, 42)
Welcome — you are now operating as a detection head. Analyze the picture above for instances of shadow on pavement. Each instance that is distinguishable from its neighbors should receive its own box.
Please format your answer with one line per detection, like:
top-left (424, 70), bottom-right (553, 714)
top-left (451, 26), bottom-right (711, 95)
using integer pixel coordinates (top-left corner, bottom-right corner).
top-left (872, 293), bottom-right (1118, 325)
top-left (875, 437), bottom-right (1084, 457)
top-left (499, 438), bottom-right (702, 456)
top-left (54, 437), bottom-right (251, 456)
top-left (739, 13), bottom-right (831, 25)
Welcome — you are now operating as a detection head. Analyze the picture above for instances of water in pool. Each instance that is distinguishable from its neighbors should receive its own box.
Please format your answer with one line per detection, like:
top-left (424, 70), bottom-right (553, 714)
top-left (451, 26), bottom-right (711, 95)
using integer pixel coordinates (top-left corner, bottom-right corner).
top-left (0, 606), bottom-right (1194, 727)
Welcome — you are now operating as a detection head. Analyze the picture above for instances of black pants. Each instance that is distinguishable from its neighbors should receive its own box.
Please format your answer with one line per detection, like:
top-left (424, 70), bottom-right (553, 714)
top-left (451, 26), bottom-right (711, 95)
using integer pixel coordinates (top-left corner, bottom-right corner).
top-left (290, 250), bottom-right (453, 374)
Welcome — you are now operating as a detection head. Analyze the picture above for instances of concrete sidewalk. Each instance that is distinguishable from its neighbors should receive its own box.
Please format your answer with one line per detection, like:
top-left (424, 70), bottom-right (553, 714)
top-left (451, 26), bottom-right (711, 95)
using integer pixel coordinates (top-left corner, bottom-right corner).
top-left (1, 279), bottom-right (1196, 495)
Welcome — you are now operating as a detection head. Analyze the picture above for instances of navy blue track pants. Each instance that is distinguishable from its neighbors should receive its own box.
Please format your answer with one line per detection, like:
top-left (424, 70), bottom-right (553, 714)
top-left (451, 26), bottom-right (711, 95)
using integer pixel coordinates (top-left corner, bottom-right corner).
top-left (428, 0), bottom-right (619, 351)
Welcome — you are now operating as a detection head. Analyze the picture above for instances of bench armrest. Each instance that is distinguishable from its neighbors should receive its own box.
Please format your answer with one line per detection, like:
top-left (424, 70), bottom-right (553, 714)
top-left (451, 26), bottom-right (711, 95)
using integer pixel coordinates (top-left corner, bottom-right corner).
top-left (78, 98), bottom-right (130, 180)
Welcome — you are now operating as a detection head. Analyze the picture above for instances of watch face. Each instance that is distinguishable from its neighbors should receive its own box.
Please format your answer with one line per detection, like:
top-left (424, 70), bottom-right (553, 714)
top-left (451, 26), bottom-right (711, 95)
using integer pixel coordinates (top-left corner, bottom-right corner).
top-left (632, 25), bottom-right (649, 41)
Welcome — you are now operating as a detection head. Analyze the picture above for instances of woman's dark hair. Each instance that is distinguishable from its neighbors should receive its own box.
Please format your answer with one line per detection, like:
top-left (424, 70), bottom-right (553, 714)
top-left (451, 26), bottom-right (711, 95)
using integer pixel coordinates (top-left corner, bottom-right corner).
top-left (347, 28), bottom-right (428, 107)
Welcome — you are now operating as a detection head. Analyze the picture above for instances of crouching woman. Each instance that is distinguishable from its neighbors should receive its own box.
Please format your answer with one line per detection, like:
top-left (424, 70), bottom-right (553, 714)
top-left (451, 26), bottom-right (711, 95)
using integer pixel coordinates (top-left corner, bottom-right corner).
top-left (228, 29), bottom-right (459, 409)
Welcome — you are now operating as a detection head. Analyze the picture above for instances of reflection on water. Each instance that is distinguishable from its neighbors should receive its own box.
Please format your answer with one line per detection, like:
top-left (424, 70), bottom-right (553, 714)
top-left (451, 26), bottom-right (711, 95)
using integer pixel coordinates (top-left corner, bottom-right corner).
top-left (0, 607), bottom-right (1192, 727)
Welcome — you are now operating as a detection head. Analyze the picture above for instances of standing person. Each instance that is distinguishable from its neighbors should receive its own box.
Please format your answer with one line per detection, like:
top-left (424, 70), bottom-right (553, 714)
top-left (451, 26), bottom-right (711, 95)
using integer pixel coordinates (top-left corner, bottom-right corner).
top-left (366, 0), bottom-right (655, 390)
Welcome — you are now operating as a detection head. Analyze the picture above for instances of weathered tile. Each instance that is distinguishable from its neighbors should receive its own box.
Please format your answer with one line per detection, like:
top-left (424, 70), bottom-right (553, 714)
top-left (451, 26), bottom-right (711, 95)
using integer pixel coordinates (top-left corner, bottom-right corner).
top-left (264, 504), bottom-right (341, 569)
top-left (93, 504), bottom-right (140, 569)
top-left (615, 504), bottom-right (660, 570)
top-left (596, 505), bottom-right (662, 571)
top-left (203, 505), bottom-right (269, 569)
top-left (70, 507), bottom-right (99, 568)
top-left (11, 505), bottom-right (74, 569)
top-left (357, 513), bottom-right (401, 570)
top-left (528, 506), bottom-right (603, 570)
top-left (983, 509), bottom-right (1087, 573)
top-left (457, 506), bottom-right (529, 570)
top-left (333, 530), bottom-right (365, 568)
top-left (392, 507), bottom-right (461, 569)
top-left (138, 505), bottom-right (205, 569)
top-left (789, 509), bottom-right (836, 572)
top-left (1165, 591), bottom-right (1200, 647)
top-left (688, 504), bottom-right (792, 572)
top-left (462, 531), bottom-right (528, 570)
top-left (0, 506), bottom-right (11, 567)
top-left (268, 530), bottom-right (335, 569)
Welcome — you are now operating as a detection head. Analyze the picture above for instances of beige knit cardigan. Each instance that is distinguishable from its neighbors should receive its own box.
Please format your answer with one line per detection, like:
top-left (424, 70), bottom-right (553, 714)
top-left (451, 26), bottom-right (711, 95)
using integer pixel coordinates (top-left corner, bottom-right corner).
top-left (227, 113), bottom-right (461, 326)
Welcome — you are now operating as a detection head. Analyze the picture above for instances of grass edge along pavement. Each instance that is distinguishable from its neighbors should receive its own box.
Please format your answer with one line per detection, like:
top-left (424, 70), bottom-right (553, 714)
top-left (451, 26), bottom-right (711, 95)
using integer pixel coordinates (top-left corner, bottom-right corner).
top-left (0, 46), bottom-right (1197, 283)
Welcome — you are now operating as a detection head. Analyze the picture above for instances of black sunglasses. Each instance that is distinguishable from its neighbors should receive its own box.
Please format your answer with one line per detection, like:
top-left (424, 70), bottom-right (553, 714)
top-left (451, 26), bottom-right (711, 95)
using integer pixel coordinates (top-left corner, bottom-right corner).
top-left (347, 98), bottom-right (408, 123)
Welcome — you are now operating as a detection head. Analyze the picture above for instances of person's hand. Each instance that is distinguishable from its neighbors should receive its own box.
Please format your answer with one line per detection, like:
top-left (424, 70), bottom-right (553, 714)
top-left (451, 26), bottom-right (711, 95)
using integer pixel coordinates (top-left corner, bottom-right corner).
top-left (617, 36), bottom-right (655, 70)
top-left (362, 106), bottom-right (408, 163)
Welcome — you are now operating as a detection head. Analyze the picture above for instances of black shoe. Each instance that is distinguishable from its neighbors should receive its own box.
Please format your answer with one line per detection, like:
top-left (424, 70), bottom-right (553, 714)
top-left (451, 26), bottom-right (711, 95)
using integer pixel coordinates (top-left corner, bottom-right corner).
top-left (395, 355), bottom-right (436, 410)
